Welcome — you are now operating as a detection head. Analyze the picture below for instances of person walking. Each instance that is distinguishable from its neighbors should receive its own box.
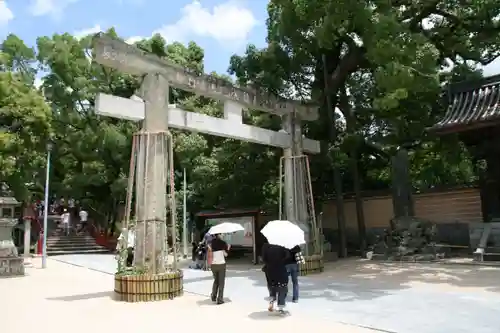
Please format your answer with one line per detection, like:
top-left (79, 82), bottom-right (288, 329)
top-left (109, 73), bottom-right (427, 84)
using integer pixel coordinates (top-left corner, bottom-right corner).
top-left (77, 207), bottom-right (88, 234)
top-left (285, 245), bottom-right (303, 302)
top-left (37, 200), bottom-right (44, 219)
top-left (203, 228), bottom-right (214, 269)
top-left (60, 208), bottom-right (71, 236)
top-left (262, 243), bottom-right (290, 314)
top-left (261, 243), bottom-right (273, 299)
top-left (209, 234), bottom-right (230, 305)
top-left (68, 197), bottom-right (76, 221)
top-left (58, 196), bottom-right (66, 215)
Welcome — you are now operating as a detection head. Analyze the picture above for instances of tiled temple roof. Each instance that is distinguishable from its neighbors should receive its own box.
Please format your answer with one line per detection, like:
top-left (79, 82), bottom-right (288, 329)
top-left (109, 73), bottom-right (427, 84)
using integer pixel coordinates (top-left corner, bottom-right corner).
top-left (433, 74), bottom-right (500, 134)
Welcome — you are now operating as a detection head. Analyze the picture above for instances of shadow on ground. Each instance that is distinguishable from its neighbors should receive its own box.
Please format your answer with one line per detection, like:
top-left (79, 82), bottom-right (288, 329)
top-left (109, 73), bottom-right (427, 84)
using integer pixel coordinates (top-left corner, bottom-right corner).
top-left (46, 291), bottom-right (115, 301)
top-left (195, 297), bottom-right (232, 306)
top-left (44, 255), bottom-right (500, 333)
top-left (49, 254), bottom-right (500, 303)
top-left (229, 259), bottom-right (500, 302)
top-left (247, 310), bottom-right (287, 321)
top-left (315, 259), bottom-right (500, 293)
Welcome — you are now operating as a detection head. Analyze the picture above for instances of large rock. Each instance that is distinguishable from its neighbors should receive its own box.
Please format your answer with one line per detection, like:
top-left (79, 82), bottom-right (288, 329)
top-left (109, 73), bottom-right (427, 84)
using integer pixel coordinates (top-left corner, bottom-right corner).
top-left (369, 216), bottom-right (442, 261)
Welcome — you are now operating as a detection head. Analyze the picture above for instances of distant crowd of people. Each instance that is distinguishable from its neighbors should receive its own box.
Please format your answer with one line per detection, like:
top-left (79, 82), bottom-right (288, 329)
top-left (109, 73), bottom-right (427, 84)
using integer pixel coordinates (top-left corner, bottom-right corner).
top-left (34, 196), bottom-right (88, 236)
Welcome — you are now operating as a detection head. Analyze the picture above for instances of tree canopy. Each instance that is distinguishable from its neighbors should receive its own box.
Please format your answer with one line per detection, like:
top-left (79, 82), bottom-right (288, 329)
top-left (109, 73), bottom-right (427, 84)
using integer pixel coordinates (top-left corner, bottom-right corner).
top-left (1, 1), bottom-right (498, 234)
top-left (0, 34), bottom-right (51, 200)
top-left (229, 0), bottom-right (496, 195)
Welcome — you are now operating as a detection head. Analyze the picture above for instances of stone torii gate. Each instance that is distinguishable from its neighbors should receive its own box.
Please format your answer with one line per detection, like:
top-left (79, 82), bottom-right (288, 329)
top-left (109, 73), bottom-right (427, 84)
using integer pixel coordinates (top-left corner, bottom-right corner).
top-left (92, 34), bottom-right (320, 279)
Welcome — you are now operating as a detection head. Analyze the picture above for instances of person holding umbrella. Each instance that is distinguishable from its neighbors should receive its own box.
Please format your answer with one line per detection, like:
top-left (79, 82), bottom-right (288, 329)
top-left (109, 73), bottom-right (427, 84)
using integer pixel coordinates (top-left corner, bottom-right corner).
top-left (207, 222), bottom-right (244, 305)
top-left (262, 242), bottom-right (290, 314)
top-left (260, 220), bottom-right (306, 315)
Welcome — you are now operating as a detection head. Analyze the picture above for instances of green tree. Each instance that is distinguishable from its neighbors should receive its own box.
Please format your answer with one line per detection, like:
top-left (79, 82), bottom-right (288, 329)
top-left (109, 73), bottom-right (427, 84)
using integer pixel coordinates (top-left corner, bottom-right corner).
top-left (229, 0), bottom-right (499, 251)
top-left (1, 34), bottom-right (37, 83)
top-left (0, 34), bottom-right (52, 201)
top-left (31, 29), bottom-right (278, 232)
top-left (0, 72), bottom-right (52, 200)
top-left (35, 29), bottom-right (137, 223)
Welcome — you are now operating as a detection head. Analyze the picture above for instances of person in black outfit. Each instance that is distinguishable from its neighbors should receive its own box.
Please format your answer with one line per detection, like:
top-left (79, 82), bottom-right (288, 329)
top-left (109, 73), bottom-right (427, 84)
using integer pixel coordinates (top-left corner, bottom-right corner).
top-left (191, 242), bottom-right (198, 262)
top-left (209, 234), bottom-right (230, 304)
top-left (126, 247), bottom-right (134, 267)
top-left (262, 243), bottom-right (289, 313)
top-left (261, 243), bottom-right (273, 298)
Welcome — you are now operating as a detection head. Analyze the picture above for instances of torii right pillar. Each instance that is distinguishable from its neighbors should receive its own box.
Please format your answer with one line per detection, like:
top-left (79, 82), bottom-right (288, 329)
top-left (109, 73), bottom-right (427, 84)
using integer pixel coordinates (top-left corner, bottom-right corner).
top-left (280, 112), bottom-right (318, 255)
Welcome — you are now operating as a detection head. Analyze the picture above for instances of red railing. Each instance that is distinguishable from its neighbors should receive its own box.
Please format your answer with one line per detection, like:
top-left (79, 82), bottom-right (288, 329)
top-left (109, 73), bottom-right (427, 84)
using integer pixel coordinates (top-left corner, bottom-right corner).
top-left (26, 204), bottom-right (42, 254)
top-left (88, 220), bottom-right (118, 250)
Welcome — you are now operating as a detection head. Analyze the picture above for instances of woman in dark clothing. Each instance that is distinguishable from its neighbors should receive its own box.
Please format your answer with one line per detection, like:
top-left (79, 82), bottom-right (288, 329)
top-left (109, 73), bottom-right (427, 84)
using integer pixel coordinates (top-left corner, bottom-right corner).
top-left (261, 243), bottom-right (290, 313)
top-left (191, 242), bottom-right (198, 262)
top-left (261, 243), bottom-right (273, 299)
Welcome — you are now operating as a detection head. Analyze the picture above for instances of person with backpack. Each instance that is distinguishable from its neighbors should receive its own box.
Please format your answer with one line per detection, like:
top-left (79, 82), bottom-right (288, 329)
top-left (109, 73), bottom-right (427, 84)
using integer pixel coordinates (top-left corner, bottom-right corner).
top-left (285, 245), bottom-right (304, 303)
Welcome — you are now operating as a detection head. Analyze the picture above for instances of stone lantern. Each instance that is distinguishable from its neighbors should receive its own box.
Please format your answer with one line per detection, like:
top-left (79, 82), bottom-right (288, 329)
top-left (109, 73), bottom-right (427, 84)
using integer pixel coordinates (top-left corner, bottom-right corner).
top-left (0, 196), bottom-right (24, 276)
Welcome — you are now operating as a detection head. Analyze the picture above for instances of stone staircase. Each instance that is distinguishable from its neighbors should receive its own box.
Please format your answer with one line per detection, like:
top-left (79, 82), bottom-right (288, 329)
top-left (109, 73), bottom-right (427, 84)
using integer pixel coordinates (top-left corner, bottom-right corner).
top-left (46, 231), bottom-right (110, 256)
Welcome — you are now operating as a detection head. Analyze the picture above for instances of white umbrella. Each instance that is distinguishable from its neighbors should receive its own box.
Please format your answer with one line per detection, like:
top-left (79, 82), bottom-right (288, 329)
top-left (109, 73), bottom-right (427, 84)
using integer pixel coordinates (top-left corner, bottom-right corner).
top-left (260, 220), bottom-right (305, 249)
top-left (208, 222), bottom-right (244, 235)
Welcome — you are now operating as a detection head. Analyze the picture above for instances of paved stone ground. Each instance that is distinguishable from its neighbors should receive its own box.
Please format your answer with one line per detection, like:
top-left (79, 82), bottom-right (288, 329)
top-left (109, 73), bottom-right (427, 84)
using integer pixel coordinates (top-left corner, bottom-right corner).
top-left (1, 258), bottom-right (378, 333)
top-left (4, 255), bottom-right (500, 333)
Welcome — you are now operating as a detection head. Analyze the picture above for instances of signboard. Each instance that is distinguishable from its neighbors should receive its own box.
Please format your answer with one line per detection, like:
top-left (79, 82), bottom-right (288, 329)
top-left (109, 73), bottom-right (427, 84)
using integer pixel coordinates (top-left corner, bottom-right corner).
top-left (205, 216), bottom-right (254, 248)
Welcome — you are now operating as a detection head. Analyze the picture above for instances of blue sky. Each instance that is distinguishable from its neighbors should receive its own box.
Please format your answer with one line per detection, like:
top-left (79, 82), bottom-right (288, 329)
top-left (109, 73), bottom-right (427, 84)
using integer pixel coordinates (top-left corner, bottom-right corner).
top-left (0, 0), bottom-right (269, 75)
top-left (0, 0), bottom-right (499, 77)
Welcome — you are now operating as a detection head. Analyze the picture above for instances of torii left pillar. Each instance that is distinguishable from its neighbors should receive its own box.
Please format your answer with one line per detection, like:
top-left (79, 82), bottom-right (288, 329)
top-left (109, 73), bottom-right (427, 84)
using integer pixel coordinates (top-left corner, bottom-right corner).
top-left (133, 73), bottom-right (171, 273)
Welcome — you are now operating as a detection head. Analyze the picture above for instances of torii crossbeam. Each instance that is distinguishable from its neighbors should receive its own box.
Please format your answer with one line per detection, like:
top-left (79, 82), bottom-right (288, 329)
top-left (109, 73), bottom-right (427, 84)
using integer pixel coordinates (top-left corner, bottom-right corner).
top-left (95, 93), bottom-right (320, 153)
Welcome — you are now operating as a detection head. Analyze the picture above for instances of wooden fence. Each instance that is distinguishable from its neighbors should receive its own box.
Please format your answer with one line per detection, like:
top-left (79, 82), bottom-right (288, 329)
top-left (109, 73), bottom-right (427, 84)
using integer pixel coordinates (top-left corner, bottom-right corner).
top-left (321, 187), bottom-right (481, 231)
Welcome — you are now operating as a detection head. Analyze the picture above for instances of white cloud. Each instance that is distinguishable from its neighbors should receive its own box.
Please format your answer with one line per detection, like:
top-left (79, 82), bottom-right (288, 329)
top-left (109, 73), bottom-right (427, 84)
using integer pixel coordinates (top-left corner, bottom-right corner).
top-left (125, 36), bottom-right (145, 45)
top-left (74, 24), bottom-right (103, 40)
top-left (0, 1), bottom-right (14, 26)
top-left (28, 0), bottom-right (78, 19)
top-left (154, 0), bottom-right (258, 45)
top-left (483, 57), bottom-right (500, 76)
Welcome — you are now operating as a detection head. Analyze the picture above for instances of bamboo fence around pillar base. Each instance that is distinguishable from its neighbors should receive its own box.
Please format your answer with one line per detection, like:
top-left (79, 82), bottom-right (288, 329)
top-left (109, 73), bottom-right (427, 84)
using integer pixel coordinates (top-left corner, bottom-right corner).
top-left (299, 255), bottom-right (324, 276)
top-left (114, 270), bottom-right (184, 302)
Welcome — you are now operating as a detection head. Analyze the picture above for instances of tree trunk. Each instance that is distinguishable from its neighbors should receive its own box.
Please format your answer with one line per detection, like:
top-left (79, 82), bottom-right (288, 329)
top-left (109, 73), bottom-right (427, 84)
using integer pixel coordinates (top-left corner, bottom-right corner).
top-left (350, 150), bottom-right (367, 253)
top-left (322, 54), bottom-right (347, 258)
top-left (341, 89), bottom-right (367, 255)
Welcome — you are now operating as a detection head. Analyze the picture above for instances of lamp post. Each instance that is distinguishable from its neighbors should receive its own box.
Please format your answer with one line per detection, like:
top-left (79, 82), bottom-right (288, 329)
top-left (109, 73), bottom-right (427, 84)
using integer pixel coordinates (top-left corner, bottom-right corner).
top-left (182, 168), bottom-right (188, 258)
top-left (41, 140), bottom-right (53, 269)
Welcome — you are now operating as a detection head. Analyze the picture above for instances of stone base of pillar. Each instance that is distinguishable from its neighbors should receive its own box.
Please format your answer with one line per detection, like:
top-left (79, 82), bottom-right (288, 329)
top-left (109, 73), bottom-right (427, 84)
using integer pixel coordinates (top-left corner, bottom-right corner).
top-left (114, 270), bottom-right (183, 302)
top-left (0, 256), bottom-right (25, 277)
top-left (299, 255), bottom-right (324, 276)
